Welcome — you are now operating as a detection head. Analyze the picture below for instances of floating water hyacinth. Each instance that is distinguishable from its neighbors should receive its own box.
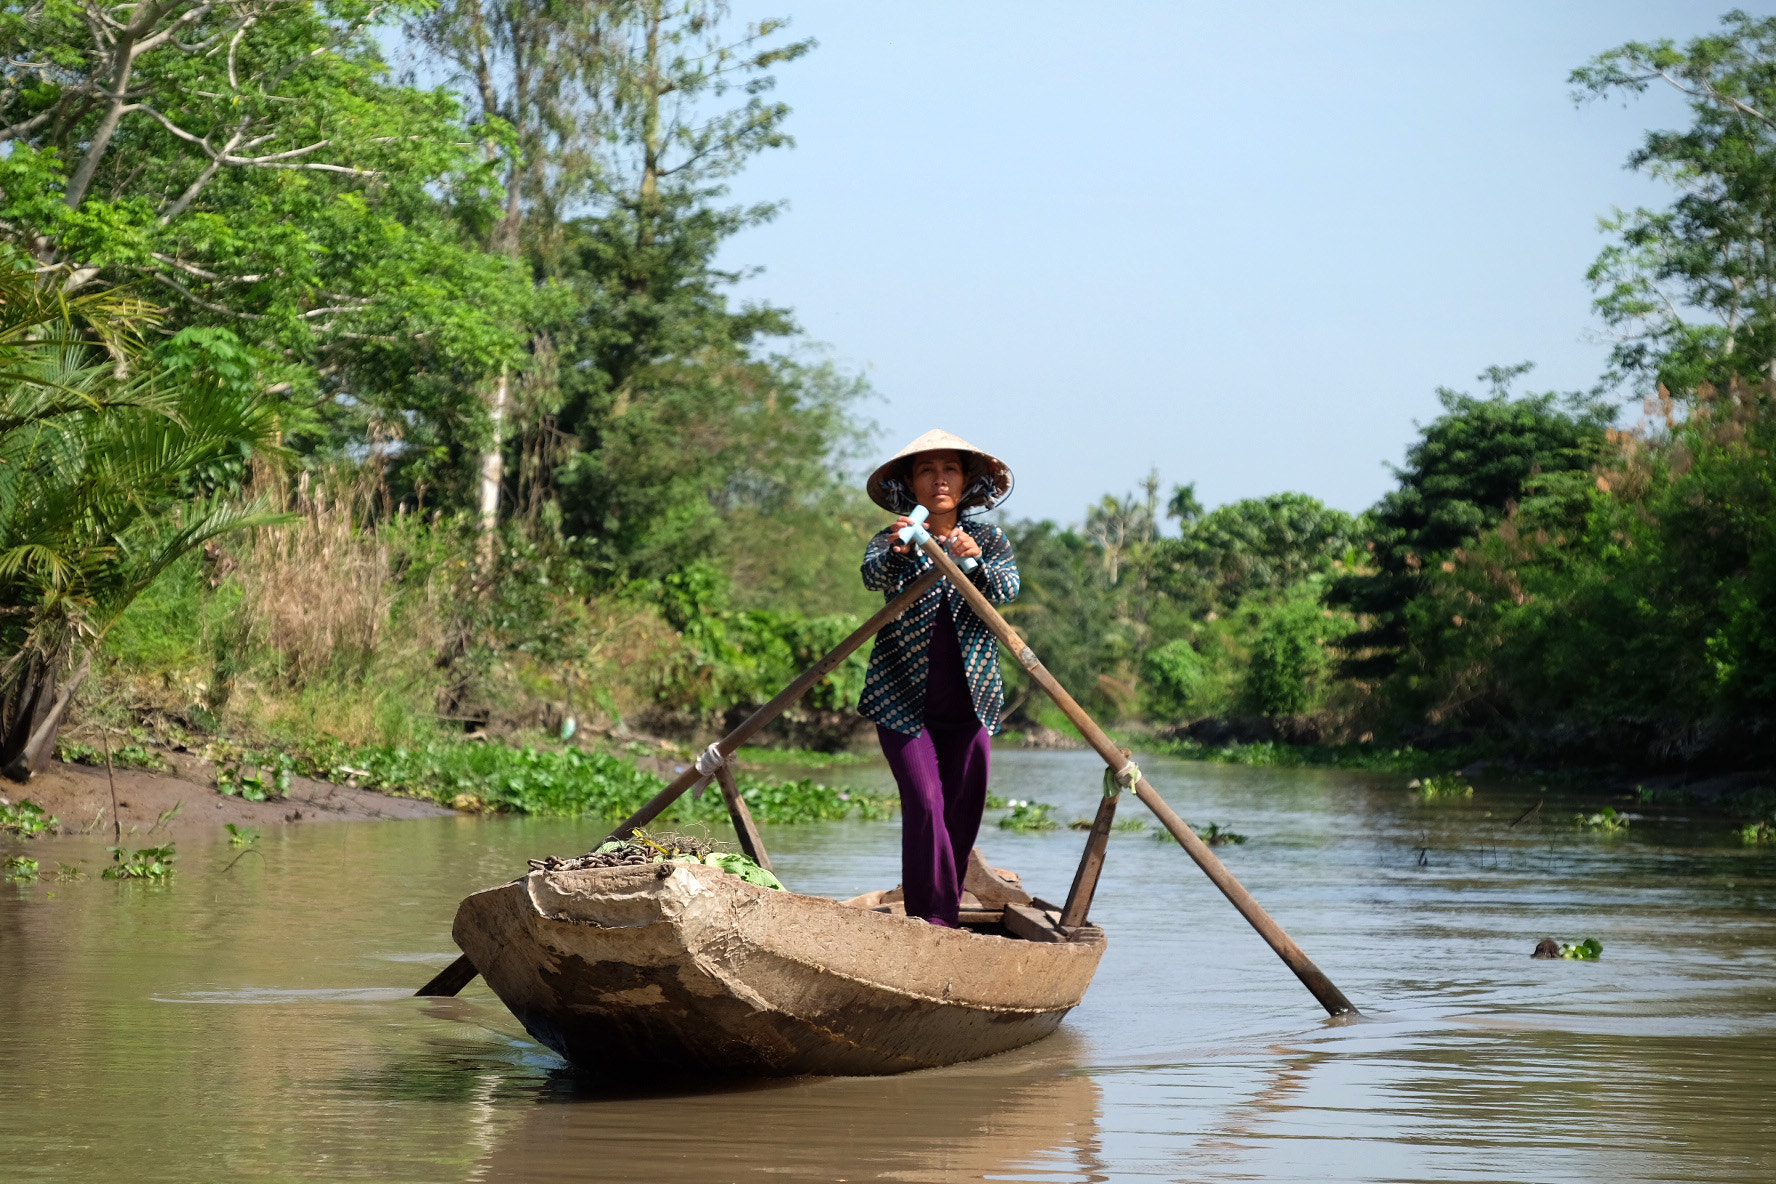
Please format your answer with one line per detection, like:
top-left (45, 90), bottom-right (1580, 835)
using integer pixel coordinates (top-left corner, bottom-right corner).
top-left (1154, 821), bottom-right (1247, 846)
top-left (1573, 806), bottom-right (1629, 833)
top-left (998, 801), bottom-right (1060, 831)
top-left (102, 845), bottom-right (176, 880)
top-left (1533, 937), bottom-right (1603, 959)
top-left (1409, 775), bottom-right (1474, 800)
top-left (0, 799), bottom-right (57, 838)
top-left (1069, 817), bottom-right (1148, 832)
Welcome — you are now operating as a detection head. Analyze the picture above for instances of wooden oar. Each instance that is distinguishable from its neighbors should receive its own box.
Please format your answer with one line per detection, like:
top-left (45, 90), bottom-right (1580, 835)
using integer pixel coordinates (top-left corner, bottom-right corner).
top-left (713, 761), bottom-right (771, 871)
top-left (1060, 761), bottom-right (1123, 929)
top-left (416, 567), bottom-right (945, 998)
top-left (912, 534), bottom-right (1360, 1018)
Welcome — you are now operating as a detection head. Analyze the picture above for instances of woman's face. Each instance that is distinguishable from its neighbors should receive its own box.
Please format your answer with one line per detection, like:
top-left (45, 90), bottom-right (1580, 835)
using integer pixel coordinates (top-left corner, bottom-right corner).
top-left (910, 450), bottom-right (967, 516)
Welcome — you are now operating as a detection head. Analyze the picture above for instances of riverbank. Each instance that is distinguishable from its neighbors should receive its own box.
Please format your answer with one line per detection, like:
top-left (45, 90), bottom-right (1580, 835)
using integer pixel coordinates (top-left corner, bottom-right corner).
top-left (8, 720), bottom-right (898, 846)
top-left (9, 755), bottom-right (452, 837)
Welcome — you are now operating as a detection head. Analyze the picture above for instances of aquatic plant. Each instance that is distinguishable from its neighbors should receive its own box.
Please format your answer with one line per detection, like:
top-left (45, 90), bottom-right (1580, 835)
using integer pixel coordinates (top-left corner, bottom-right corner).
top-left (0, 798), bottom-right (58, 837)
top-left (997, 800), bottom-right (1060, 831)
top-left (55, 862), bottom-right (84, 881)
top-left (1738, 820), bottom-right (1774, 845)
top-left (1573, 806), bottom-right (1630, 834)
top-left (1068, 817), bottom-right (1148, 832)
top-left (102, 844), bottom-right (176, 880)
top-left (732, 777), bottom-right (896, 823)
top-left (1560, 938), bottom-right (1603, 960)
top-left (289, 736), bottom-right (894, 824)
top-left (733, 746), bottom-right (866, 768)
top-left (1410, 775), bottom-right (1474, 800)
top-left (214, 748), bottom-right (295, 802)
top-left (224, 824), bottom-right (260, 847)
top-left (56, 741), bottom-right (173, 772)
top-left (1155, 821), bottom-right (1247, 846)
top-left (1150, 737), bottom-right (1438, 773)
top-left (3, 855), bottom-right (39, 882)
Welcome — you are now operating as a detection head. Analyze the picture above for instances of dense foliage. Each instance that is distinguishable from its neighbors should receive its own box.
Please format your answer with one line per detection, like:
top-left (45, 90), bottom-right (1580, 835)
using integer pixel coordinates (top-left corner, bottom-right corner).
top-left (1, 5), bottom-right (1772, 807)
top-left (1329, 368), bottom-right (1613, 681)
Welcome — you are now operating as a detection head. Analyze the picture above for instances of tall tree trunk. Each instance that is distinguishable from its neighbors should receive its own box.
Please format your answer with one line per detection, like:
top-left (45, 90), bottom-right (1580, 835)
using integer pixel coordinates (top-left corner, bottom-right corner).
top-left (637, 2), bottom-right (663, 251)
top-left (0, 649), bottom-right (89, 782)
top-left (63, 30), bottom-right (140, 210)
top-left (478, 364), bottom-right (510, 569)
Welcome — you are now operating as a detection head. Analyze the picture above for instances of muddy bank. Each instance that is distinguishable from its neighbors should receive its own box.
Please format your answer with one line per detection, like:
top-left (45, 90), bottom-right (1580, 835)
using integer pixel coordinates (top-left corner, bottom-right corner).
top-left (8, 755), bottom-right (452, 837)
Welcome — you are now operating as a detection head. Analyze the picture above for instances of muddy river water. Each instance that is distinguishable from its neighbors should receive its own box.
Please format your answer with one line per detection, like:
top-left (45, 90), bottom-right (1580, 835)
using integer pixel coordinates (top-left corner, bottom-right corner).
top-left (3, 749), bottom-right (1773, 1182)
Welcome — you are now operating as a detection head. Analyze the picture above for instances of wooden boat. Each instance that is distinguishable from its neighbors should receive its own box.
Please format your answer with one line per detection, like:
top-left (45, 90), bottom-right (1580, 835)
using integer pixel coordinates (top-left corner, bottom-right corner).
top-left (451, 850), bottom-right (1106, 1077)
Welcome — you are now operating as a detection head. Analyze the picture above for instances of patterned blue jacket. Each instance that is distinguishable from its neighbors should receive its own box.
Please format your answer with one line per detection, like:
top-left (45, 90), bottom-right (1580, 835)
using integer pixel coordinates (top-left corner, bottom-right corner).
top-left (857, 520), bottom-right (1020, 735)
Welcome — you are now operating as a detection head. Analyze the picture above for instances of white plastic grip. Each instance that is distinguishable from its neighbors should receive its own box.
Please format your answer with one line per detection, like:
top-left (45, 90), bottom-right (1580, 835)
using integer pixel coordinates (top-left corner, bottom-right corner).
top-left (897, 504), bottom-right (979, 572)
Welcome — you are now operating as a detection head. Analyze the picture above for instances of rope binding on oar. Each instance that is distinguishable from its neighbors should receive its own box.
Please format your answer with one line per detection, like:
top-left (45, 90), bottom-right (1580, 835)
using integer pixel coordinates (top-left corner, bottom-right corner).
top-left (692, 743), bottom-right (727, 801)
top-left (1103, 761), bottom-right (1140, 798)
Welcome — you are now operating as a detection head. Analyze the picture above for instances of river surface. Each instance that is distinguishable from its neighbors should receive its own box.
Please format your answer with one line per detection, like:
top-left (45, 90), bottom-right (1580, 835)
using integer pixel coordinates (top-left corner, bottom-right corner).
top-left (2, 749), bottom-right (1773, 1183)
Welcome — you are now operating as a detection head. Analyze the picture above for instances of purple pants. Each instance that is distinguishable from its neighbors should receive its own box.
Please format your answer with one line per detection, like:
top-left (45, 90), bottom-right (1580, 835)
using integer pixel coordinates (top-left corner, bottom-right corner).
top-left (877, 606), bottom-right (991, 926)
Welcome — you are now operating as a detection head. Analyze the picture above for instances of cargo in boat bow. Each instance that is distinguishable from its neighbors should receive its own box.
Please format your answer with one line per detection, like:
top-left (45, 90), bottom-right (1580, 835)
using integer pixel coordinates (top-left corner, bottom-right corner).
top-left (451, 849), bottom-right (1105, 1077)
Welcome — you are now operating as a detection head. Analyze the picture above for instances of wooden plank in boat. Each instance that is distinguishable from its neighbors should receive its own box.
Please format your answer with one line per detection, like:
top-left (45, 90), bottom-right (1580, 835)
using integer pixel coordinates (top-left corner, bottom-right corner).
top-left (871, 904), bottom-right (1006, 926)
top-left (1003, 902), bottom-right (1065, 943)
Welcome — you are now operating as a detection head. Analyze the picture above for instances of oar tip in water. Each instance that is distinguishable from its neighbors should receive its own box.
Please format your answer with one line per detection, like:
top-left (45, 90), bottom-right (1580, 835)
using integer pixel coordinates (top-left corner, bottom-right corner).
top-left (416, 953), bottom-right (478, 997)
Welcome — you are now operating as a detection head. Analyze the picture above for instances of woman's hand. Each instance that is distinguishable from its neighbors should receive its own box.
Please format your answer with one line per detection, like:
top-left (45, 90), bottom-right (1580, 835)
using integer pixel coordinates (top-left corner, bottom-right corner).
top-left (889, 516), bottom-right (914, 554)
top-left (939, 529), bottom-right (982, 562)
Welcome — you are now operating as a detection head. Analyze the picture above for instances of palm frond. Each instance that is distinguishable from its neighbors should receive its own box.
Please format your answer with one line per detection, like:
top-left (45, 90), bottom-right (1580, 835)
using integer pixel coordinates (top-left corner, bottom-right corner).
top-left (0, 258), bottom-right (281, 665)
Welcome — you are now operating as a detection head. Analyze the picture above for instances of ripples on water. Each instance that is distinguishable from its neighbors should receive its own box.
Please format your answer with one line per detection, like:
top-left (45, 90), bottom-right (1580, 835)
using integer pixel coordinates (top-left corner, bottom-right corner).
top-left (2, 750), bottom-right (1772, 1182)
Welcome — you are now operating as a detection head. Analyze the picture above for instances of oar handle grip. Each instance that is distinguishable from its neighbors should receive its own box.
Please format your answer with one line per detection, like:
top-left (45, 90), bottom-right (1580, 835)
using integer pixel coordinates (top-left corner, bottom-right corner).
top-left (897, 505), bottom-right (978, 572)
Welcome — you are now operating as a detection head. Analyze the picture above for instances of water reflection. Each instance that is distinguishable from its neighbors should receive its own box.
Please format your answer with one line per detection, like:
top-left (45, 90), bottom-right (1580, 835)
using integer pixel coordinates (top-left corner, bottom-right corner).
top-left (473, 1049), bottom-right (1105, 1184)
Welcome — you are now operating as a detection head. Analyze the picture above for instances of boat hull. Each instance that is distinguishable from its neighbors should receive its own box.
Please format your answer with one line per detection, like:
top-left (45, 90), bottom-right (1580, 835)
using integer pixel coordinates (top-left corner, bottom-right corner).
top-left (452, 862), bottom-right (1106, 1077)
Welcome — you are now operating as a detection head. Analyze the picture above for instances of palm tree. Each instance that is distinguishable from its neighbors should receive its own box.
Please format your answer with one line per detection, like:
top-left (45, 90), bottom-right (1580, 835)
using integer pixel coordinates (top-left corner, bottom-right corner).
top-left (0, 261), bottom-right (283, 779)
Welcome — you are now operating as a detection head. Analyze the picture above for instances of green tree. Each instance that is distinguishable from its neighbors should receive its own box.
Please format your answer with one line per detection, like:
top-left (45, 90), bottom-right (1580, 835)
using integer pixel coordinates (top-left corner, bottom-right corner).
top-left (1575, 10), bottom-right (1776, 394)
top-left (1239, 588), bottom-right (1332, 718)
top-left (1418, 378), bottom-right (1776, 762)
top-left (1165, 481), bottom-right (1204, 526)
top-left (538, 2), bottom-right (837, 580)
top-left (1158, 492), bottom-right (1356, 611)
top-left (1000, 520), bottom-right (1124, 718)
top-left (1140, 638), bottom-right (1212, 722)
top-left (0, 266), bottom-right (282, 777)
top-left (1330, 366), bottom-right (1611, 681)
top-left (411, 0), bottom-right (628, 554)
top-left (0, 0), bottom-right (529, 495)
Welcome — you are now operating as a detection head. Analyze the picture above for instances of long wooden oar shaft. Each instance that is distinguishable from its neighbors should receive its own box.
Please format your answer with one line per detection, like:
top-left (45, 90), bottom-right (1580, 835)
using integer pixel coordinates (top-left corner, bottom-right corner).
top-left (417, 567), bottom-right (945, 998)
top-left (915, 536), bottom-right (1358, 1018)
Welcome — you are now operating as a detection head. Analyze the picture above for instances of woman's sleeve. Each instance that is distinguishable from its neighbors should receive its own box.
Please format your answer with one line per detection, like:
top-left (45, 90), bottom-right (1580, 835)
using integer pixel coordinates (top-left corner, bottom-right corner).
top-left (972, 525), bottom-right (1020, 605)
top-left (861, 527), bottom-right (916, 592)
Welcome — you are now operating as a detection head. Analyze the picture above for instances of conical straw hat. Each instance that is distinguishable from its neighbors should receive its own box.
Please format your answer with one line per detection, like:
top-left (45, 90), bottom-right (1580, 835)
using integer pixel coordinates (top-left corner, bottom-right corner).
top-left (866, 428), bottom-right (1014, 515)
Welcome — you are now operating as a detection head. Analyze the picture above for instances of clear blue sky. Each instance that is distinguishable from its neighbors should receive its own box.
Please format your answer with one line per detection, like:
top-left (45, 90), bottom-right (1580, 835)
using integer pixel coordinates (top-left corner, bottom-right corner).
top-left (716, 1), bottom-right (1726, 526)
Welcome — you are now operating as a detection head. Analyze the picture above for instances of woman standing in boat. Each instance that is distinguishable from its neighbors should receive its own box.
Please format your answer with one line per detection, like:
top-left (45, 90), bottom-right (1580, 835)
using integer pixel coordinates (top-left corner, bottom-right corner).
top-left (860, 430), bottom-right (1019, 927)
